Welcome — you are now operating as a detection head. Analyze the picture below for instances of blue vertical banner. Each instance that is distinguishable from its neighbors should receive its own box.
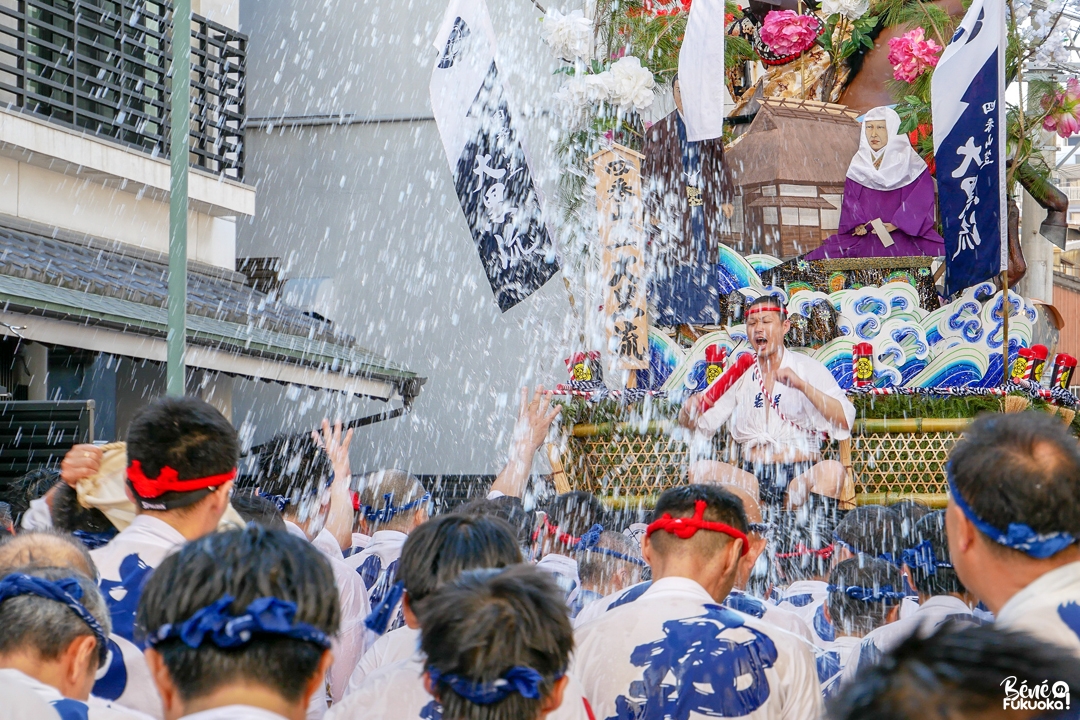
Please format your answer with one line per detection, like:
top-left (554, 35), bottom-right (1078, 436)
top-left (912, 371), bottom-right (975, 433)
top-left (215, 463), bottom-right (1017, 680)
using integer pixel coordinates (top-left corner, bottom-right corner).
top-left (931, 0), bottom-right (1007, 297)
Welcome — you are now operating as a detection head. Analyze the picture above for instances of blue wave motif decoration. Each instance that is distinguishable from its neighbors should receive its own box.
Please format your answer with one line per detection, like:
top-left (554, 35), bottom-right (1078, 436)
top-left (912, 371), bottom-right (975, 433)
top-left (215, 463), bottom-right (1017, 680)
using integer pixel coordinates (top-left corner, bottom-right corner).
top-left (717, 245), bottom-right (765, 294)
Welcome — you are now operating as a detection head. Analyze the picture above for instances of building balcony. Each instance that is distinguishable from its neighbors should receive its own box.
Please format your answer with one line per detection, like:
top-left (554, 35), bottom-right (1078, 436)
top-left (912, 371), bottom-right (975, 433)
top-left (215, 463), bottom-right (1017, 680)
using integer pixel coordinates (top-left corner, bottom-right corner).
top-left (0, 0), bottom-right (246, 181)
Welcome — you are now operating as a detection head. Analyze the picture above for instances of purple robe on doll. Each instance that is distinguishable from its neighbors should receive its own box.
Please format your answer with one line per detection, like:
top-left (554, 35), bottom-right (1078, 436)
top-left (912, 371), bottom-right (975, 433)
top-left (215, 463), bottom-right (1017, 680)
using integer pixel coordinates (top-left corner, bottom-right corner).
top-left (806, 170), bottom-right (944, 260)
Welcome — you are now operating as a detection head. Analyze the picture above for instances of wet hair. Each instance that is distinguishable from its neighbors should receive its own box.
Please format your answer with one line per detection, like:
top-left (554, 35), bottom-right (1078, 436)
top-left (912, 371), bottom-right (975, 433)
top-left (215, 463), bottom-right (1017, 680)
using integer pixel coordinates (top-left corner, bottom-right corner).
top-left (0, 565), bottom-right (110, 668)
top-left (355, 469), bottom-right (428, 533)
top-left (8, 467), bottom-right (60, 523)
top-left (229, 489), bottom-right (286, 531)
top-left (541, 491), bottom-right (604, 539)
top-left (829, 624), bottom-right (1080, 720)
top-left (648, 484), bottom-right (749, 559)
top-left (398, 514), bottom-right (522, 610)
top-left (0, 530), bottom-right (97, 579)
top-left (137, 527), bottom-right (340, 704)
top-left (827, 558), bottom-right (904, 637)
top-left (250, 434), bottom-right (331, 523)
top-left (948, 412), bottom-right (1080, 552)
top-left (458, 496), bottom-right (536, 546)
top-left (891, 500), bottom-right (933, 544)
top-left (0, 502), bottom-right (12, 534)
top-left (774, 526), bottom-right (833, 582)
top-left (577, 531), bottom-right (643, 587)
top-left (834, 506), bottom-right (902, 561)
top-left (126, 397), bottom-right (239, 511)
top-left (419, 565), bottom-right (573, 720)
top-left (51, 483), bottom-right (113, 534)
top-left (907, 511), bottom-right (965, 597)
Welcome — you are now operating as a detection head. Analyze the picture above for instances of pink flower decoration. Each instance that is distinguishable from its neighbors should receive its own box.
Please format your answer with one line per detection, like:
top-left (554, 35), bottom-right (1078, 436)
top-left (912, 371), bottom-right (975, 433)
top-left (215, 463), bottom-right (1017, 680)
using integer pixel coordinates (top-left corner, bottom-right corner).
top-left (1043, 78), bottom-right (1080, 139)
top-left (760, 10), bottom-right (820, 57)
top-left (887, 28), bottom-right (942, 83)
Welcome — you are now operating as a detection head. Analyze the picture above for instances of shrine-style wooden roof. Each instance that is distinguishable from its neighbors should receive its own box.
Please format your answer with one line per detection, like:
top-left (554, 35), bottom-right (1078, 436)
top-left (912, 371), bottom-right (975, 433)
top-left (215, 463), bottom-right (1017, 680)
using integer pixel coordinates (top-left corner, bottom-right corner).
top-left (726, 98), bottom-right (861, 188)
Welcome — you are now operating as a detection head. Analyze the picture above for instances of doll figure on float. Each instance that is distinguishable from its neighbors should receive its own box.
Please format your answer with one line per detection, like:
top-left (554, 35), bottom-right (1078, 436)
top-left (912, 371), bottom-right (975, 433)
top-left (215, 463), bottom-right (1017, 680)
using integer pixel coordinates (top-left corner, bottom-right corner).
top-left (805, 106), bottom-right (945, 260)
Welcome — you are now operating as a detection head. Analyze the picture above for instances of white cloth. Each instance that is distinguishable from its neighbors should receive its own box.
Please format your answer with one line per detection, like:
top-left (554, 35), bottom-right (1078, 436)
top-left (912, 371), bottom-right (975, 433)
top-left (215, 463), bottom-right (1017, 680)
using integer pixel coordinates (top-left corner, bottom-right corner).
top-left (328, 656), bottom-right (594, 720)
top-left (695, 351), bottom-right (855, 458)
top-left (180, 707), bottom-right (290, 720)
top-left (773, 580), bottom-right (834, 649)
top-left (677, 0), bottom-right (727, 142)
top-left (344, 530), bottom-right (407, 577)
top-left (816, 635), bottom-right (862, 699)
top-left (535, 553), bottom-right (581, 607)
top-left (20, 495), bottom-right (53, 530)
top-left (572, 577), bottom-right (823, 719)
top-left (284, 521), bottom-right (372, 703)
top-left (349, 533), bottom-right (372, 552)
top-left (996, 561), bottom-right (1080, 656)
top-left (845, 106), bottom-right (926, 192)
top-left (0, 668), bottom-right (151, 720)
top-left (90, 515), bottom-right (185, 719)
top-left (344, 626), bottom-right (421, 697)
top-left (0, 673), bottom-right (60, 720)
top-left (843, 595), bottom-right (976, 683)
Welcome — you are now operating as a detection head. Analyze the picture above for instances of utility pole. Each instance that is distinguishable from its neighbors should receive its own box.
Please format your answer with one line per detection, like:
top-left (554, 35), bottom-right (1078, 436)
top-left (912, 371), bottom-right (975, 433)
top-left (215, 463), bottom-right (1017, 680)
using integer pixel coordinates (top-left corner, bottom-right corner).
top-left (167, 0), bottom-right (191, 397)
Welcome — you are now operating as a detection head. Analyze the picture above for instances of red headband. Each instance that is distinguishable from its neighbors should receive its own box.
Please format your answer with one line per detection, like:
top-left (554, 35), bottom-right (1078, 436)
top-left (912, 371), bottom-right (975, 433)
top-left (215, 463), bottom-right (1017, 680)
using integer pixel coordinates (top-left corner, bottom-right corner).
top-left (775, 543), bottom-right (835, 560)
top-left (531, 514), bottom-right (581, 547)
top-left (646, 500), bottom-right (749, 556)
top-left (746, 303), bottom-right (787, 317)
top-left (126, 460), bottom-right (237, 499)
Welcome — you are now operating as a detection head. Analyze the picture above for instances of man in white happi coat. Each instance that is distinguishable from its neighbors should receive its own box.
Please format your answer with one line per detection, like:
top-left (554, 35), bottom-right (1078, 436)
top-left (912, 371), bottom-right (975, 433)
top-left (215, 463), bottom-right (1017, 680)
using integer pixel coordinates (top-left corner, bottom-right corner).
top-left (139, 526), bottom-right (337, 720)
top-left (843, 510), bottom-right (979, 681)
top-left (0, 566), bottom-right (150, 720)
top-left (945, 412), bottom-right (1080, 656)
top-left (335, 515), bottom-right (593, 720)
top-left (680, 295), bottom-right (856, 513)
top-left (345, 469), bottom-right (430, 634)
top-left (249, 423), bottom-right (372, 704)
top-left (573, 485), bottom-right (822, 720)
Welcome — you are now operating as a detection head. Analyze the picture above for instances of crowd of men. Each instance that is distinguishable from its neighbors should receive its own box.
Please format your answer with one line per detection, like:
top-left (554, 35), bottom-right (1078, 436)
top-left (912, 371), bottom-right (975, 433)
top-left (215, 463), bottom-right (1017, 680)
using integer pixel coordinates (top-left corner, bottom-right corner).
top-left (2, 379), bottom-right (1080, 720)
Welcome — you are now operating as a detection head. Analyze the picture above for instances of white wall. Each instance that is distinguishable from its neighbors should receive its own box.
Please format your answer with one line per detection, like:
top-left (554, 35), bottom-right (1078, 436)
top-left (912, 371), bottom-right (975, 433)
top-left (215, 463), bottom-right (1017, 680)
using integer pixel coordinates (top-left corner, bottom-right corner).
top-left (235, 0), bottom-right (577, 475)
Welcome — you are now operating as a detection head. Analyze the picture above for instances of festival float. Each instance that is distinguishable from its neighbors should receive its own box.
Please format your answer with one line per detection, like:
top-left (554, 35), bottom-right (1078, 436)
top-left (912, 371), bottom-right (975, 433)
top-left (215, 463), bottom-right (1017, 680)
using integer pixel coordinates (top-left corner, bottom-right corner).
top-left (535, 0), bottom-right (1080, 506)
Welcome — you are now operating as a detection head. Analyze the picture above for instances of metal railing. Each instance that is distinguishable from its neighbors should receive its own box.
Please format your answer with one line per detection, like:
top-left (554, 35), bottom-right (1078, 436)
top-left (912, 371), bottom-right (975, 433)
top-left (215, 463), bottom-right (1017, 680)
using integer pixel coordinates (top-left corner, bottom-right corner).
top-left (0, 0), bottom-right (245, 180)
top-left (1066, 185), bottom-right (1080, 203)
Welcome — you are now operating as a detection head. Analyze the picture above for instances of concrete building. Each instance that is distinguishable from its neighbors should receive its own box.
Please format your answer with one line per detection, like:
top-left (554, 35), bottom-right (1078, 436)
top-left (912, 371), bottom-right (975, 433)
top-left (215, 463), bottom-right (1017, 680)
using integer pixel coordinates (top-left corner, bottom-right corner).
top-left (0, 0), bottom-right (421, 481)
top-left (235, 0), bottom-right (573, 477)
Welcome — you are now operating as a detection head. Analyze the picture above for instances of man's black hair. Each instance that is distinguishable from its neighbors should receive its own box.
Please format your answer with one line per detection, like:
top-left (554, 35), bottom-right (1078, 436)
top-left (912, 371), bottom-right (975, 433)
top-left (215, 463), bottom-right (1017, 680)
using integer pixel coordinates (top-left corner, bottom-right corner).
top-left (827, 557), bottom-right (904, 637)
top-left (126, 397), bottom-right (239, 510)
top-left (747, 293), bottom-right (786, 311)
top-left (540, 491), bottom-right (604, 539)
top-left (0, 501), bottom-right (12, 534)
top-left (398, 514), bottom-right (522, 609)
top-left (829, 624), bottom-right (1080, 720)
top-left (229, 489), bottom-right (286, 531)
top-left (907, 511), bottom-right (965, 597)
top-left (949, 411), bottom-right (1080, 549)
top-left (649, 484), bottom-right (749, 557)
top-left (419, 565), bottom-right (573, 720)
top-left (137, 526), bottom-right (340, 704)
top-left (774, 525), bottom-right (833, 583)
top-left (249, 434), bottom-right (331, 515)
top-left (51, 483), bottom-right (113, 534)
top-left (891, 500), bottom-right (933, 543)
top-left (834, 505), bottom-right (902, 560)
top-left (458, 495), bottom-right (535, 546)
top-left (577, 531), bottom-right (642, 586)
top-left (7, 467), bottom-right (60, 523)
top-left (0, 529), bottom-right (97, 580)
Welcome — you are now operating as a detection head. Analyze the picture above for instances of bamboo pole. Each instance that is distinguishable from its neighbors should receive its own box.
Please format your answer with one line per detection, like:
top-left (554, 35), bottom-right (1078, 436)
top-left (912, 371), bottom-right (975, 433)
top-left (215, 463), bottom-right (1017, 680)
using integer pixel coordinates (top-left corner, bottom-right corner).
top-left (1001, 270), bottom-right (1010, 388)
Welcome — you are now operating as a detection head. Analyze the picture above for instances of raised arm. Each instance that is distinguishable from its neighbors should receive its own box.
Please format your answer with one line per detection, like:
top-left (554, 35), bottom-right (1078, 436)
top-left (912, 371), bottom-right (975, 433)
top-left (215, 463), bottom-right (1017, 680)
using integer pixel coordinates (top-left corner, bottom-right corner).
top-left (314, 419), bottom-right (355, 551)
top-left (489, 386), bottom-right (561, 498)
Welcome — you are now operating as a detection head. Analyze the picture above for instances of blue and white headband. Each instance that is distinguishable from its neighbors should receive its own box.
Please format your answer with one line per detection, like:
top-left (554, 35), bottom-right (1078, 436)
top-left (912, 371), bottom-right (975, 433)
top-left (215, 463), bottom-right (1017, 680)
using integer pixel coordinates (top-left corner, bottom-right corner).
top-left (427, 664), bottom-right (561, 705)
top-left (826, 583), bottom-right (909, 604)
top-left (947, 462), bottom-right (1076, 559)
top-left (900, 540), bottom-right (953, 575)
top-left (574, 524), bottom-right (648, 567)
top-left (0, 574), bottom-right (108, 661)
top-left (148, 595), bottom-right (332, 650)
top-left (361, 492), bottom-right (431, 524)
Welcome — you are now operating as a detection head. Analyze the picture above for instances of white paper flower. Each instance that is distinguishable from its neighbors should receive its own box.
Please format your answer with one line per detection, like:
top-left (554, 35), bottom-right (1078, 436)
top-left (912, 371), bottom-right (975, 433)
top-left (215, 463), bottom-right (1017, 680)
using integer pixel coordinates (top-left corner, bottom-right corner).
top-left (606, 56), bottom-right (656, 111)
top-left (555, 73), bottom-right (608, 111)
top-left (821, 0), bottom-right (869, 19)
top-left (541, 8), bottom-right (593, 61)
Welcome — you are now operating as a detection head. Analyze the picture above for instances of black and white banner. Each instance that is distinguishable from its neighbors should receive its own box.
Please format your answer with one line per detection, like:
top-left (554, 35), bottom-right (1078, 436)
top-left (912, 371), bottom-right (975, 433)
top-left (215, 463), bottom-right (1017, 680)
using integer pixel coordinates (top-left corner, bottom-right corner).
top-left (430, 0), bottom-right (559, 312)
